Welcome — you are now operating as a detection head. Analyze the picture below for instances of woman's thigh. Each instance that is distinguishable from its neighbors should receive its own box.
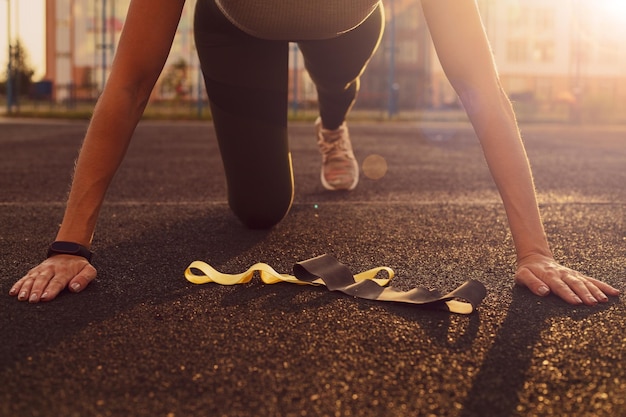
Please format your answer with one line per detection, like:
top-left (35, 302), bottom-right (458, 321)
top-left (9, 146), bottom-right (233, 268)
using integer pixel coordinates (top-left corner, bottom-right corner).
top-left (298, 3), bottom-right (385, 92)
top-left (194, 0), bottom-right (294, 228)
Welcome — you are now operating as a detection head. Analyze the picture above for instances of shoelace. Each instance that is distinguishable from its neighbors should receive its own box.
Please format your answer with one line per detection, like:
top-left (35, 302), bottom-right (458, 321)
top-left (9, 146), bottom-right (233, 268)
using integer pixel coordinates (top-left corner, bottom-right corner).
top-left (185, 254), bottom-right (487, 314)
top-left (318, 127), bottom-right (351, 159)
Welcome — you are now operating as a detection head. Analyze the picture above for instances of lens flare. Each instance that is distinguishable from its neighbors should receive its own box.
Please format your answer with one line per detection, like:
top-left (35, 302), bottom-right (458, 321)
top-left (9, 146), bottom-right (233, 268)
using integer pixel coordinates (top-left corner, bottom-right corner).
top-left (362, 154), bottom-right (388, 180)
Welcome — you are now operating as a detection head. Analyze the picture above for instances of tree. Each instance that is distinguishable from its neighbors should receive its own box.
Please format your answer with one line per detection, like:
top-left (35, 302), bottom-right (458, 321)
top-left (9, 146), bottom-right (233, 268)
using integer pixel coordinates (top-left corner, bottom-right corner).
top-left (1, 39), bottom-right (36, 98)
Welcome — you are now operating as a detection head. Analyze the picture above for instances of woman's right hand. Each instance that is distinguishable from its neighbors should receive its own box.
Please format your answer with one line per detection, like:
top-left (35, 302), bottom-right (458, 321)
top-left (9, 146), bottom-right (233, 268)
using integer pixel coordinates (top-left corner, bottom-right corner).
top-left (9, 255), bottom-right (97, 303)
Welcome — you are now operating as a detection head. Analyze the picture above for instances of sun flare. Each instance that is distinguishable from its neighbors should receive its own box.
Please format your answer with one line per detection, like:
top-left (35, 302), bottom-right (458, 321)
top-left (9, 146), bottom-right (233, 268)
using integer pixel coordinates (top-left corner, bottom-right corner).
top-left (599, 0), bottom-right (626, 21)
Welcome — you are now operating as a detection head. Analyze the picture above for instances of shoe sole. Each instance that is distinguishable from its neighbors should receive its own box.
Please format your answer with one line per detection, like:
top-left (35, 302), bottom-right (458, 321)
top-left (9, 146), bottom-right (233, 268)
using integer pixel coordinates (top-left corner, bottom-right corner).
top-left (320, 162), bottom-right (359, 191)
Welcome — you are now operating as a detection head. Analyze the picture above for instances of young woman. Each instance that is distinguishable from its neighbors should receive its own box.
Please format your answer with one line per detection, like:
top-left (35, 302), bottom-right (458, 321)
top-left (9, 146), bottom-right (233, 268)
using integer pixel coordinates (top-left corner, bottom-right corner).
top-left (10, 0), bottom-right (620, 305)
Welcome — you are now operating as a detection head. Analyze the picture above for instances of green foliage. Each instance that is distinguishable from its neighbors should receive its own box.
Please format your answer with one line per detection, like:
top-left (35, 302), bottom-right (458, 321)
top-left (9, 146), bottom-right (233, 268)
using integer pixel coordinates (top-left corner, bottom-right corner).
top-left (1, 39), bottom-right (36, 96)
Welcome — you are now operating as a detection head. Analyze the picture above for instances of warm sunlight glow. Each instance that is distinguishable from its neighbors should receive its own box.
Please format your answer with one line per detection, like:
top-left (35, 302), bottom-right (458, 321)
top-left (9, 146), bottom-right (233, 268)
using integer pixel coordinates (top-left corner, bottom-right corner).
top-left (599, 0), bottom-right (626, 23)
top-left (1, 0), bottom-right (46, 78)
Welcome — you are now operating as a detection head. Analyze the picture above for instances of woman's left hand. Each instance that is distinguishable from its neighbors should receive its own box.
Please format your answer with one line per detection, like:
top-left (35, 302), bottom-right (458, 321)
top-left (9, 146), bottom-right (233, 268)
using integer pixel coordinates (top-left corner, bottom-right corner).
top-left (515, 254), bottom-right (620, 305)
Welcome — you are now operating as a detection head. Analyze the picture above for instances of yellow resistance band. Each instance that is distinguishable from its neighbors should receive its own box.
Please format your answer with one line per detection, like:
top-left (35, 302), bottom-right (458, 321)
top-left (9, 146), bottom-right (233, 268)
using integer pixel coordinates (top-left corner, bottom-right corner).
top-left (185, 254), bottom-right (486, 314)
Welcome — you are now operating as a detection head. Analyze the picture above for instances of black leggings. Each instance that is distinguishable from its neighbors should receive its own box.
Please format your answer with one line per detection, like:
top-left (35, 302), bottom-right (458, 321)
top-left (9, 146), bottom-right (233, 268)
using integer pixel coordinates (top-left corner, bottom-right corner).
top-left (194, 0), bottom-right (384, 228)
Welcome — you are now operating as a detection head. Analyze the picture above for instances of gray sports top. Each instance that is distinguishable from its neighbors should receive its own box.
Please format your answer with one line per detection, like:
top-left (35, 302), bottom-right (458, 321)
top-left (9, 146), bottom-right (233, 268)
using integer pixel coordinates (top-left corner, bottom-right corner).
top-left (214, 0), bottom-right (382, 40)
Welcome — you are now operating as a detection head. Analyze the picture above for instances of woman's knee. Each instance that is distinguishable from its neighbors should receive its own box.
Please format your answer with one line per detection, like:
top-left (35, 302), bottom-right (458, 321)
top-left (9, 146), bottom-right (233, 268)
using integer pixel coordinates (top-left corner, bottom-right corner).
top-left (229, 188), bottom-right (293, 229)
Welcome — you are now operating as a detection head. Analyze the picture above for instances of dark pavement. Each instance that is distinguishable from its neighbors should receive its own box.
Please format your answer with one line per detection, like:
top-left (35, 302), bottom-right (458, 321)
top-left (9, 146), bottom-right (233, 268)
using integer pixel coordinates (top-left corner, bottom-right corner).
top-left (1, 118), bottom-right (624, 417)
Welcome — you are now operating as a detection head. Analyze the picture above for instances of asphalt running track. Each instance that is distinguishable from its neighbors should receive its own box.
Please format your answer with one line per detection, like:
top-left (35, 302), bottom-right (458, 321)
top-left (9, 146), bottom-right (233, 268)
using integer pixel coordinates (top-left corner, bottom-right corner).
top-left (1, 118), bottom-right (624, 417)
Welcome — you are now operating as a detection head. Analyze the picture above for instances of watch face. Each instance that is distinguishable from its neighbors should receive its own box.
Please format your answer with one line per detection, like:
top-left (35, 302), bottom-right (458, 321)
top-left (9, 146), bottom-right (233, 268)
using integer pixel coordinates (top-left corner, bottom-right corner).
top-left (51, 241), bottom-right (81, 253)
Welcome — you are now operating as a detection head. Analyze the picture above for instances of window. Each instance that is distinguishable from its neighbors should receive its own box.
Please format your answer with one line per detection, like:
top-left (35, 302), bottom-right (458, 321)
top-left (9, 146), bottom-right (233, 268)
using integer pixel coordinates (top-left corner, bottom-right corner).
top-left (507, 39), bottom-right (528, 63)
top-left (533, 40), bottom-right (555, 63)
top-left (505, 5), bottom-right (556, 64)
top-left (534, 8), bottom-right (555, 34)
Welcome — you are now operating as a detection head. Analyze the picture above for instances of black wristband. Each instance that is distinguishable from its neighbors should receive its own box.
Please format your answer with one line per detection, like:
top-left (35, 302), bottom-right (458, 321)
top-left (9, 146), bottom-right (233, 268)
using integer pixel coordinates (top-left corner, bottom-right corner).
top-left (47, 241), bottom-right (93, 262)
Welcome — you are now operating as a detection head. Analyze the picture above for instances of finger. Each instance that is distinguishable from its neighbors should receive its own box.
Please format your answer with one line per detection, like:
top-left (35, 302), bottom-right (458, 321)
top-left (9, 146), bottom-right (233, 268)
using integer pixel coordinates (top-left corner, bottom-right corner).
top-left (586, 277), bottom-right (621, 297)
top-left (68, 264), bottom-right (98, 293)
top-left (546, 277), bottom-right (586, 305)
top-left (554, 271), bottom-right (606, 305)
top-left (38, 274), bottom-right (73, 302)
top-left (9, 269), bottom-right (37, 297)
top-left (15, 277), bottom-right (35, 302)
top-left (12, 264), bottom-right (53, 299)
top-left (585, 281), bottom-right (609, 303)
top-left (27, 274), bottom-right (49, 303)
top-left (516, 266), bottom-right (585, 305)
top-left (27, 266), bottom-right (62, 303)
top-left (582, 276), bottom-right (620, 303)
top-left (514, 267), bottom-right (551, 297)
top-left (9, 278), bottom-right (25, 297)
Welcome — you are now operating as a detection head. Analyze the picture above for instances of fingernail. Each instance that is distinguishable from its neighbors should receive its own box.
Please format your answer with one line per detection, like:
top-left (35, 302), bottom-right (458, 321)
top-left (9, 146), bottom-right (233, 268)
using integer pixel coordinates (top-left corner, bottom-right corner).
top-left (538, 285), bottom-right (550, 296)
top-left (29, 293), bottom-right (38, 303)
top-left (599, 294), bottom-right (609, 302)
top-left (587, 296), bottom-right (598, 305)
top-left (71, 283), bottom-right (81, 292)
top-left (41, 292), bottom-right (48, 300)
top-left (9, 288), bottom-right (17, 296)
top-left (18, 291), bottom-right (27, 301)
top-left (573, 296), bottom-right (583, 305)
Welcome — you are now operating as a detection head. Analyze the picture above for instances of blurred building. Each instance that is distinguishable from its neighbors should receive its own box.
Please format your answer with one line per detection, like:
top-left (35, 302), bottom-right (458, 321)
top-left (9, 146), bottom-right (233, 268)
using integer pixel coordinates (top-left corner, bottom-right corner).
top-left (359, 0), bottom-right (626, 116)
top-left (478, 0), bottom-right (626, 119)
top-left (44, 0), bottom-right (626, 118)
top-left (45, 0), bottom-right (199, 102)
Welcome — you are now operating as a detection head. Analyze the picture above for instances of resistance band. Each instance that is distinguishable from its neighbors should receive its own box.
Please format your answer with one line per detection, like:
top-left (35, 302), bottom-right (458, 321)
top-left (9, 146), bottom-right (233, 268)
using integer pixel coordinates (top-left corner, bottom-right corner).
top-left (185, 254), bottom-right (486, 314)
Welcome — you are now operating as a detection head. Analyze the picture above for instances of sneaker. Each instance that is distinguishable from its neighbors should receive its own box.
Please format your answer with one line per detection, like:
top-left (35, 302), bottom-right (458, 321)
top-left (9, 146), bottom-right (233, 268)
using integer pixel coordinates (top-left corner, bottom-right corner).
top-left (316, 118), bottom-right (359, 191)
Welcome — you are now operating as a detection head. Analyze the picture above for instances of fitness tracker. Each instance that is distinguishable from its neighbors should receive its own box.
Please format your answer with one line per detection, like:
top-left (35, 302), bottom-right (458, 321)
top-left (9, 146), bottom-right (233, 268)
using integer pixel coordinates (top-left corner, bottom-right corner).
top-left (47, 241), bottom-right (93, 262)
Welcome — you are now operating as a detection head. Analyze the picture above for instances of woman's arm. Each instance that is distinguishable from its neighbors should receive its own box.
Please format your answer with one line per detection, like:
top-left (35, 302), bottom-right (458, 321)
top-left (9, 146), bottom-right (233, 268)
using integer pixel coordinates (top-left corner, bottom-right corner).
top-left (10, 0), bottom-right (187, 303)
top-left (419, 0), bottom-right (619, 305)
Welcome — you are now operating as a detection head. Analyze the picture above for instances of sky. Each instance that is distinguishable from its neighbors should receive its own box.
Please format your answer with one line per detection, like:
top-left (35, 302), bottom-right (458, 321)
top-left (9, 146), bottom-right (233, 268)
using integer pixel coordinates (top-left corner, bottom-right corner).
top-left (1, 0), bottom-right (46, 79)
